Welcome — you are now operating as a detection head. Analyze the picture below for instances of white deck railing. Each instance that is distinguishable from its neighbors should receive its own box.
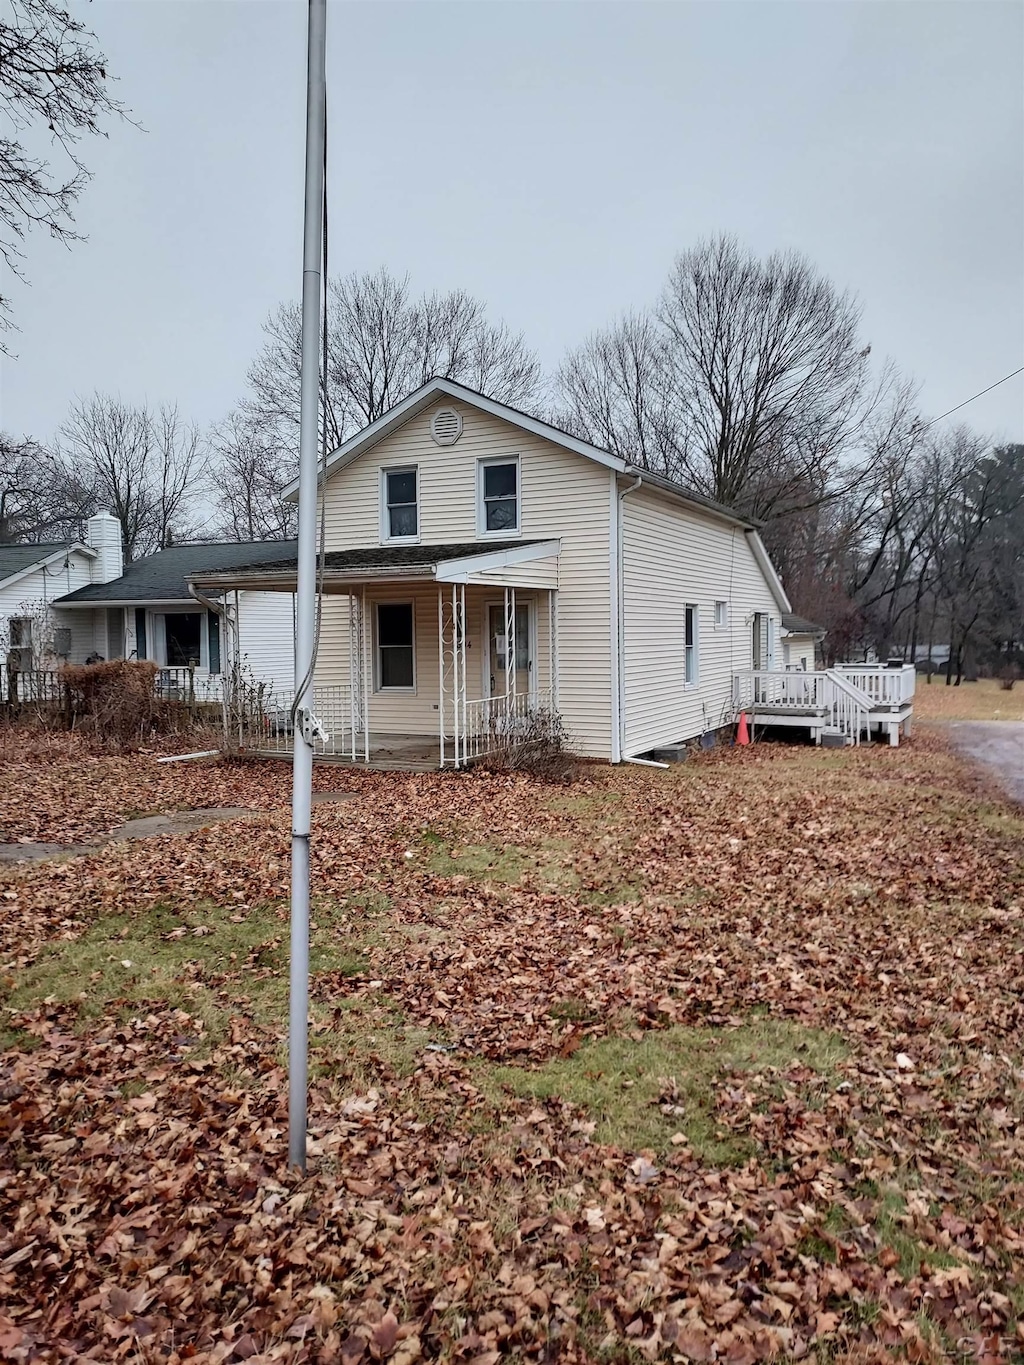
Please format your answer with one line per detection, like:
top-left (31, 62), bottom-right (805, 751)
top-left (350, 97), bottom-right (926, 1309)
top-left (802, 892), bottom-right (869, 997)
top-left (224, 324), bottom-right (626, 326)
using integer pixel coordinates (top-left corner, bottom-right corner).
top-left (834, 664), bottom-right (916, 707)
top-left (733, 670), bottom-right (826, 710)
top-left (734, 669), bottom-right (875, 745)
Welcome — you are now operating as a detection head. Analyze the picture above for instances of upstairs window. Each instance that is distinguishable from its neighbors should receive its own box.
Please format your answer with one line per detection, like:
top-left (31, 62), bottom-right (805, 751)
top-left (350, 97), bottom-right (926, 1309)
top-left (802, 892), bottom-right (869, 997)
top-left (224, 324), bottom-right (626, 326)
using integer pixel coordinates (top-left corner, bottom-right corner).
top-left (383, 467), bottom-right (418, 540)
top-left (714, 600), bottom-right (728, 628)
top-left (479, 458), bottom-right (519, 534)
top-left (684, 604), bottom-right (699, 687)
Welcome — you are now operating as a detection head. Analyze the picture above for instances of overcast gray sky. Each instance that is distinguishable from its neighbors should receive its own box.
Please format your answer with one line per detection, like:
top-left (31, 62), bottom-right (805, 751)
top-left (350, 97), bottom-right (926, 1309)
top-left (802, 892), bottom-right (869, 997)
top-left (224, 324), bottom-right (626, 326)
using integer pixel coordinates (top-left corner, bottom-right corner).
top-left (3, 0), bottom-right (1023, 447)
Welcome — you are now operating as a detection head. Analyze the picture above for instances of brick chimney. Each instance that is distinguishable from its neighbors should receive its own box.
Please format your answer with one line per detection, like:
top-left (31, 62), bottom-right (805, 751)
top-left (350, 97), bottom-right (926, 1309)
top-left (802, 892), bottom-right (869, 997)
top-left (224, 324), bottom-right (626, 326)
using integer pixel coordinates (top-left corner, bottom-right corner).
top-left (85, 511), bottom-right (124, 584)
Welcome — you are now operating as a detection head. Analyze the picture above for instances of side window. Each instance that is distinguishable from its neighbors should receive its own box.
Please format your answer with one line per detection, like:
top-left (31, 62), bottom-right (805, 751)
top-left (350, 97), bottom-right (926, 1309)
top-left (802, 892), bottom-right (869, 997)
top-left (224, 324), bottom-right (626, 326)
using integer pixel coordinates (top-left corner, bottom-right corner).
top-left (383, 467), bottom-right (418, 540)
top-left (479, 458), bottom-right (519, 534)
top-left (684, 604), bottom-right (698, 687)
top-left (714, 600), bottom-right (728, 628)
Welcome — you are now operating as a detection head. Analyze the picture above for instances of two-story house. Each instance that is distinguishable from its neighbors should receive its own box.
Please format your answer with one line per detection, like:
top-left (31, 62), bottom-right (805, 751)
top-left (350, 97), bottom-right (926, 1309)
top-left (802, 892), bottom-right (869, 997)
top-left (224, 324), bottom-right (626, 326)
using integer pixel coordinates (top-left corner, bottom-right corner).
top-left (186, 377), bottom-right (804, 766)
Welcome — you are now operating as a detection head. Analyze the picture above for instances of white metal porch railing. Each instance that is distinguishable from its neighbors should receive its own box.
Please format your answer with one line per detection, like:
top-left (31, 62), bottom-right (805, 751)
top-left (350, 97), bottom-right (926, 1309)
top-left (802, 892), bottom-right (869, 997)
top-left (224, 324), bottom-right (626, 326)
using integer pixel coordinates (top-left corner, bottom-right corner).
top-left (453, 689), bottom-right (555, 766)
top-left (222, 683), bottom-right (361, 758)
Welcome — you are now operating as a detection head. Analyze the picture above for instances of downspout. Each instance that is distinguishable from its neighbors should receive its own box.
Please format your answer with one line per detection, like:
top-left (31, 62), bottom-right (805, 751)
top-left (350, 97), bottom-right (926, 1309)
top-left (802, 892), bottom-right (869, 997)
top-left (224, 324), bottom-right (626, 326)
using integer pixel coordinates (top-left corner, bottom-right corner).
top-left (188, 583), bottom-right (232, 711)
top-left (615, 472), bottom-right (643, 762)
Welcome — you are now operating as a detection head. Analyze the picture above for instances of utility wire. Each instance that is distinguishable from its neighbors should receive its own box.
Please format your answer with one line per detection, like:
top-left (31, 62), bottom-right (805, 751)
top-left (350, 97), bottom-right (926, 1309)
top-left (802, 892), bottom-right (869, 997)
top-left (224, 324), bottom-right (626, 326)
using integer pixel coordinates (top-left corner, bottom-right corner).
top-left (921, 366), bottom-right (1023, 431)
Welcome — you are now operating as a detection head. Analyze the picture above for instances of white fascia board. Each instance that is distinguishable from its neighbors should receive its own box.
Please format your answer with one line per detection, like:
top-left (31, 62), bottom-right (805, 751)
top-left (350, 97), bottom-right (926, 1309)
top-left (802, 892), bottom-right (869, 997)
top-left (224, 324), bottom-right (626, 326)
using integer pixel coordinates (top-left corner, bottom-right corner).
top-left (744, 530), bottom-right (792, 613)
top-left (2, 544), bottom-right (96, 593)
top-left (281, 378), bottom-right (627, 501)
top-left (434, 539), bottom-right (561, 583)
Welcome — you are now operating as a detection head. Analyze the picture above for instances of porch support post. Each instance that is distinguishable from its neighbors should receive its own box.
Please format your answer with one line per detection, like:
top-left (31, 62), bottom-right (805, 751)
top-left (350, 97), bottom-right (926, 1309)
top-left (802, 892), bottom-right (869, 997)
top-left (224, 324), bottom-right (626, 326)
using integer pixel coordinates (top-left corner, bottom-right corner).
top-left (549, 589), bottom-right (558, 712)
top-left (437, 586), bottom-right (445, 769)
top-left (362, 586), bottom-right (370, 763)
top-left (457, 583), bottom-right (467, 766)
top-left (504, 586), bottom-right (515, 700)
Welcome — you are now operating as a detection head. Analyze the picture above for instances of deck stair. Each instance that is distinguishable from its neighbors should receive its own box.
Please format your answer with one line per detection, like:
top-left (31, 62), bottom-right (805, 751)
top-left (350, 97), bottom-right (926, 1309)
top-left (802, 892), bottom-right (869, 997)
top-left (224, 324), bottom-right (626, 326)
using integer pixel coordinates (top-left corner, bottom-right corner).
top-left (733, 664), bottom-right (915, 747)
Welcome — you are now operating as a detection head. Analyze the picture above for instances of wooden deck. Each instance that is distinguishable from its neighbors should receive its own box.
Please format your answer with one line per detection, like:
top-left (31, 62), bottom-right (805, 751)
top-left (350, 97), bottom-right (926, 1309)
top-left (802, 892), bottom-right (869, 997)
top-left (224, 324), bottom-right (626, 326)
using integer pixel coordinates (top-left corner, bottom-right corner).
top-left (734, 665), bottom-right (916, 746)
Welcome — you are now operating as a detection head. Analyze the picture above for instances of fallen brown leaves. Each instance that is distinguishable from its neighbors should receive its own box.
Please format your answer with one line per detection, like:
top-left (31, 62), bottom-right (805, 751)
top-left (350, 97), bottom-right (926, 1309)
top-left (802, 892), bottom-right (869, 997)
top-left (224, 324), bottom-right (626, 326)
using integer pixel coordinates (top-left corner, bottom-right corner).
top-left (1, 729), bottom-right (1023, 1362)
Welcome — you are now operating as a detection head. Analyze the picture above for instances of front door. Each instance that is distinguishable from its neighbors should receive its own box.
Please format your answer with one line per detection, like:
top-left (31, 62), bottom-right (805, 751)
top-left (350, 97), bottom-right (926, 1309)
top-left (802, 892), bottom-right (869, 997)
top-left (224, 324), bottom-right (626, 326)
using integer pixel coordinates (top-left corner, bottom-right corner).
top-left (487, 602), bottom-right (533, 698)
top-left (752, 613), bottom-right (766, 671)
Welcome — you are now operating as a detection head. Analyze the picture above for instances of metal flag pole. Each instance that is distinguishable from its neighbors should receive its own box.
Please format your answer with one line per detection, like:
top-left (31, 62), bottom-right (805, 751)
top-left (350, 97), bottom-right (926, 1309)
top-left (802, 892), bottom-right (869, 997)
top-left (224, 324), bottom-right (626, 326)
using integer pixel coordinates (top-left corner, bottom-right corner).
top-left (290, 0), bottom-right (327, 1173)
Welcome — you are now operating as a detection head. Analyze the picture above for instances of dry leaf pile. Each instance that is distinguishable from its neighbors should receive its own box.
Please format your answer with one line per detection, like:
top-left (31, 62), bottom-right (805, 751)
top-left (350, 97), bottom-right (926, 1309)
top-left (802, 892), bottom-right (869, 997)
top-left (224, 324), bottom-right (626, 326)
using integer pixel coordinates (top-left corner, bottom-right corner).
top-left (1, 728), bottom-right (1022, 1363)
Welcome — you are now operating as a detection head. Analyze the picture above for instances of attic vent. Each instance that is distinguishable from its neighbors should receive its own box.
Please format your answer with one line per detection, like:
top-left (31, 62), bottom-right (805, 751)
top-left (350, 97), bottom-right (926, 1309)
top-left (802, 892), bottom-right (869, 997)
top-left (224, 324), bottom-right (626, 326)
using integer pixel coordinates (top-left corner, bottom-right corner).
top-left (430, 407), bottom-right (463, 446)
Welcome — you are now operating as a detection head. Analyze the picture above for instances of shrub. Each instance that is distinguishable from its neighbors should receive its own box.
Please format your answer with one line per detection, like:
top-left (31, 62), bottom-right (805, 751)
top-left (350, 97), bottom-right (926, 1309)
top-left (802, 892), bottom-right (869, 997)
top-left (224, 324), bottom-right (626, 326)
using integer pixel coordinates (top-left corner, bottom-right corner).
top-left (58, 660), bottom-right (189, 749)
top-left (998, 665), bottom-right (1019, 692)
top-left (477, 707), bottom-right (579, 783)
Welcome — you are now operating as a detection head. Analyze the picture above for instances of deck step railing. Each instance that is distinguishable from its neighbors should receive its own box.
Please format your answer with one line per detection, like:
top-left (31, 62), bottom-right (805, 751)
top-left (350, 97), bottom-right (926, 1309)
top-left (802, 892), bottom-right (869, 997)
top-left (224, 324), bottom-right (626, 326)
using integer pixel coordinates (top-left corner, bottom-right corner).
top-left (734, 669), bottom-right (875, 745)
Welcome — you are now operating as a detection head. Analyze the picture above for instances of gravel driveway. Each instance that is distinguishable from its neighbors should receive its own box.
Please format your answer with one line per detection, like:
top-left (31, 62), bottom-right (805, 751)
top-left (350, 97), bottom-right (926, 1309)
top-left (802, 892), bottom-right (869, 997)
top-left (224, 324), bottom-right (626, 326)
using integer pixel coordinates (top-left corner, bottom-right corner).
top-left (947, 721), bottom-right (1024, 804)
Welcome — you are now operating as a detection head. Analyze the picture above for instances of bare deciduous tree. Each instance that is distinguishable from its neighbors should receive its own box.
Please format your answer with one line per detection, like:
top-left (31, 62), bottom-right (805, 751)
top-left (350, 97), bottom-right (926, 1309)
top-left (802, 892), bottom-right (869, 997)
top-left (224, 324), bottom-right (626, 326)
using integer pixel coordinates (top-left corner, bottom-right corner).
top-left (554, 313), bottom-right (679, 472)
top-left (56, 395), bottom-right (207, 559)
top-left (0, 0), bottom-right (130, 338)
top-left (0, 431), bottom-right (93, 543)
top-left (209, 411), bottom-right (297, 542)
top-left (244, 267), bottom-right (543, 456)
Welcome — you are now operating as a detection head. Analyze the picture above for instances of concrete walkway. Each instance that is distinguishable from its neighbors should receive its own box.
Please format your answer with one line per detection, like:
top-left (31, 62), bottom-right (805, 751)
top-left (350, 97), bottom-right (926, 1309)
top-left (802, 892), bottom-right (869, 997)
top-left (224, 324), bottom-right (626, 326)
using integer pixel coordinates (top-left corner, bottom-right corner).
top-left (947, 722), bottom-right (1024, 804)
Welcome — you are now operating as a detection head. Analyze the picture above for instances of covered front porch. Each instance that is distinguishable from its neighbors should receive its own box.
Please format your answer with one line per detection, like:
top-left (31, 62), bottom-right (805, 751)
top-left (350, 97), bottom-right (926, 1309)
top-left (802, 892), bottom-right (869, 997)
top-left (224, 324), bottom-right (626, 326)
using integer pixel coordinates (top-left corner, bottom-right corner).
top-left (191, 541), bottom-right (561, 770)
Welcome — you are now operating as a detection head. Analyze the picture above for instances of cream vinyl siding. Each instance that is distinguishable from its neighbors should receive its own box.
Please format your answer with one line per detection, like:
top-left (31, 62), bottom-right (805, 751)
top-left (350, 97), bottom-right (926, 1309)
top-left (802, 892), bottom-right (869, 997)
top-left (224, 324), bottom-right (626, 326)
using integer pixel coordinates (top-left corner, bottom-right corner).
top-left (783, 633), bottom-right (816, 672)
top-left (621, 488), bottom-right (781, 756)
top-left (319, 399), bottom-right (613, 756)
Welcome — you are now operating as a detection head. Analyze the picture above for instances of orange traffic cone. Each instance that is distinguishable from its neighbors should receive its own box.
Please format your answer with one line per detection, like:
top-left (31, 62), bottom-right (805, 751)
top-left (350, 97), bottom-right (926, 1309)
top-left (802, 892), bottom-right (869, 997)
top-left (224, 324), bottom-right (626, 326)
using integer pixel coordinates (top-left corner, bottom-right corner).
top-left (736, 712), bottom-right (750, 746)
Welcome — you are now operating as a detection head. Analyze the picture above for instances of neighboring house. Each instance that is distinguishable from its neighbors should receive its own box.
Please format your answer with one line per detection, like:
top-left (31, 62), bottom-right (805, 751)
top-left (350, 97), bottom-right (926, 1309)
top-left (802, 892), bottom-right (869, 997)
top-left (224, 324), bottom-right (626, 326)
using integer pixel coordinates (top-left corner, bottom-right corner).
top-left (187, 377), bottom-right (799, 765)
top-left (54, 540), bottom-right (299, 697)
top-left (781, 613), bottom-right (825, 671)
top-left (0, 513), bottom-right (124, 678)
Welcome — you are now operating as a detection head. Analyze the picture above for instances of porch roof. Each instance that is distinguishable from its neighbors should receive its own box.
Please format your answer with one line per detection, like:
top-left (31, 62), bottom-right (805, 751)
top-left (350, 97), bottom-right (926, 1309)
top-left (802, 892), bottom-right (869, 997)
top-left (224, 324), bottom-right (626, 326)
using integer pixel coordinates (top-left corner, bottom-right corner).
top-left (187, 539), bottom-right (561, 593)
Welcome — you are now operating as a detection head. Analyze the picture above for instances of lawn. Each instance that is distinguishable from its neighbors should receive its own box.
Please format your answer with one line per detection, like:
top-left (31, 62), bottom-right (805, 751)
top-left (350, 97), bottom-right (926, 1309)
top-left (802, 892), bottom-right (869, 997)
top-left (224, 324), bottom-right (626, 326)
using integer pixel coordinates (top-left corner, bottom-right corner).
top-left (1, 729), bottom-right (1022, 1363)
top-left (910, 675), bottom-right (1024, 722)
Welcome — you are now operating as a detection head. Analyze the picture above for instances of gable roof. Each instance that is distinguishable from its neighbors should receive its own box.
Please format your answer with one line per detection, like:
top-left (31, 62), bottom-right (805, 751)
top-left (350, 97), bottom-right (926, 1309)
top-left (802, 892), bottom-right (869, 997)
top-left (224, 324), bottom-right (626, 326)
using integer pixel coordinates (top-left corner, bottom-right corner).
top-left (280, 376), bottom-right (761, 531)
top-left (0, 542), bottom-right (95, 589)
top-left (55, 539), bottom-right (299, 605)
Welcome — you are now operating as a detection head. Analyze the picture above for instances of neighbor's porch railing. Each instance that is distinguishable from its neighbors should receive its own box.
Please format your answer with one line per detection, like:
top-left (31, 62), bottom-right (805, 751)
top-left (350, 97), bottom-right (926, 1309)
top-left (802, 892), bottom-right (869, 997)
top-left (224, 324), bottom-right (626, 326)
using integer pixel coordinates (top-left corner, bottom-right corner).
top-left (222, 682), bottom-right (357, 758)
top-left (0, 666), bottom-right (62, 703)
top-left (459, 689), bottom-right (555, 765)
top-left (155, 666), bottom-right (224, 705)
top-left (834, 663), bottom-right (916, 707)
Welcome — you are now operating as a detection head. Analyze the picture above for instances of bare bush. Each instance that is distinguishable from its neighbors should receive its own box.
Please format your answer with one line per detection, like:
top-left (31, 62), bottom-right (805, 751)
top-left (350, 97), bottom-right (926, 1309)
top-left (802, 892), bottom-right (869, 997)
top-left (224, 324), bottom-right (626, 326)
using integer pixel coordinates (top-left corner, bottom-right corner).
top-left (57, 660), bottom-right (195, 749)
top-left (477, 708), bottom-right (579, 783)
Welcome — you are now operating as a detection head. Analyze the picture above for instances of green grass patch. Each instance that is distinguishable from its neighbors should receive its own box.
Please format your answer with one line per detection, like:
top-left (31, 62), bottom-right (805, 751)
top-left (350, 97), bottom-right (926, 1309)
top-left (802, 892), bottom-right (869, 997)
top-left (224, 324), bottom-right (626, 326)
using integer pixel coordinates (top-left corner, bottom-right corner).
top-left (480, 1018), bottom-right (848, 1163)
top-left (1, 895), bottom-right (379, 1047)
top-left (423, 837), bottom-right (532, 882)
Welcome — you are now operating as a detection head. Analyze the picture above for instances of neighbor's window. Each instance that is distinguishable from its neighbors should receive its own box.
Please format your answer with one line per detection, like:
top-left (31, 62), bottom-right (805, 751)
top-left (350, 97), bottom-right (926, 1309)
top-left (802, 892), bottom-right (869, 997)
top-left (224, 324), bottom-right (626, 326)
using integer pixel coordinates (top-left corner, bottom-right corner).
top-left (714, 600), bottom-right (728, 628)
top-left (684, 604), bottom-right (698, 686)
top-left (377, 603), bottom-right (414, 689)
top-left (383, 467), bottom-right (418, 540)
top-left (165, 612), bottom-right (202, 667)
top-left (480, 458), bottom-right (519, 533)
top-left (9, 617), bottom-right (33, 668)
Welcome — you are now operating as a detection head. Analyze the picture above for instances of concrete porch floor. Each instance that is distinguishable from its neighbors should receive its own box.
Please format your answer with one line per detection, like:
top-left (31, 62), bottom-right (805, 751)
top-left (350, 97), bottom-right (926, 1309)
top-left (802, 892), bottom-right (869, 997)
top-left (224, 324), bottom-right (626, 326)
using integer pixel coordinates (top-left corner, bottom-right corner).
top-left (253, 732), bottom-right (443, 772)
